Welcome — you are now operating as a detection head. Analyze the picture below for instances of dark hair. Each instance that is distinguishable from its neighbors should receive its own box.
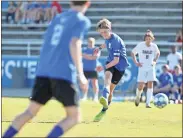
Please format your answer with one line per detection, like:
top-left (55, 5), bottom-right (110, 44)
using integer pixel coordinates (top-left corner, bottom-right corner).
top-left (71, 1), bottom-right (88, 6)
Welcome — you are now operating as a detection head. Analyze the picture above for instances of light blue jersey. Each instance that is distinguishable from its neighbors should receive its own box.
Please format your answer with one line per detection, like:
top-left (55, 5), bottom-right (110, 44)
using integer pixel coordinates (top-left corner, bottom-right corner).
top-left (36, 9), bottom-right (91, 84)
top-left (105, 33), bottom-right (129, 71)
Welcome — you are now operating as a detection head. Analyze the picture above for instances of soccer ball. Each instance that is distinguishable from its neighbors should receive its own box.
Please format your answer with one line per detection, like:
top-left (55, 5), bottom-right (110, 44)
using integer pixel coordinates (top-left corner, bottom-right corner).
top-left (154, 93), bottom-right (169, 108)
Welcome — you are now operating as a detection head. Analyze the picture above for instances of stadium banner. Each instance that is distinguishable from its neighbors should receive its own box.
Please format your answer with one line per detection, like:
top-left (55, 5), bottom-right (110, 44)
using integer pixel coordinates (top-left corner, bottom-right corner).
top-left (2, 56), bottom-right (165, 92)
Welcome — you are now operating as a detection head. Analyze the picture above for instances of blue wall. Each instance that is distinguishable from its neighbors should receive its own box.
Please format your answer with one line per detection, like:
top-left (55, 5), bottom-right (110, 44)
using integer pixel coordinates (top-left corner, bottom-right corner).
top-left (2, 56), bottom-right (166, 91)
top-left (2, 1), bottom-right (8, 9)
top-left (2, 56), bottom-right (139, 91)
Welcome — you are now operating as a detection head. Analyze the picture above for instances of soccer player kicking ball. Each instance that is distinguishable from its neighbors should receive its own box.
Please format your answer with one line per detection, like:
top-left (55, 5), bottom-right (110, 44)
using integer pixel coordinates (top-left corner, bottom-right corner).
top-left (131, 30), bottom-right (160, 108)
top-left (93, 19), bottom-right (129, 122)
top-left (3, 1), bottom-right (91, 138)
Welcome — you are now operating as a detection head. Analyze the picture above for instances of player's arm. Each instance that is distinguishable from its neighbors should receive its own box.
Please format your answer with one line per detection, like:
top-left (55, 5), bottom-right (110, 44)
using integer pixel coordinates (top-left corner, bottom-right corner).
top-left (178, 53), bottom-right (182, 67)
top-left (105, 57), bottom-right (119, 69)
top-left (154, 84), bottom-right (171, 93)
top-left (131, 44), bottom-right (142, 67)
top-left (153, 44), bottom-right (160, 65)
top-left (83, 51), bottom-right (101, 60)
top-left (70, 38), bottom-right (85, 76)
top-left (82, 53), bottom-right (91, 60)
top-left (93, 44), bottom-right (106, 55)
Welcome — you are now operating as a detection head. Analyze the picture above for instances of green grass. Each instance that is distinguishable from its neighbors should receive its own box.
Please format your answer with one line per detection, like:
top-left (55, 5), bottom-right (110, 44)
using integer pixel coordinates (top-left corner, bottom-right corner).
top-left (2, 97), bottom-right (182, 137)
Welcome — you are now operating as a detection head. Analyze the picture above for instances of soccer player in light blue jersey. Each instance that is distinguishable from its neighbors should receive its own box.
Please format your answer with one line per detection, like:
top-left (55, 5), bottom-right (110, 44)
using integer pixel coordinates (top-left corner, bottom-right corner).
top-left (93, 18), bottom-right (129, 121)
top-left (3, 1), bottom-right (91, 138)
top-left (82, 37), bottom-right (100, 102)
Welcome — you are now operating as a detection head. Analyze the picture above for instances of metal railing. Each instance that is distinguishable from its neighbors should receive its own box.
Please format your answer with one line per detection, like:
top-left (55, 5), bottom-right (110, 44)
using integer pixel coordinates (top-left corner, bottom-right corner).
top-left (2, 41), bottom-right (182, 57)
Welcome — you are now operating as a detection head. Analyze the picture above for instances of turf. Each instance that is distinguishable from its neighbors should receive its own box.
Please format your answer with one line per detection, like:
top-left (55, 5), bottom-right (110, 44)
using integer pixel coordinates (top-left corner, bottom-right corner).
top-left (2, 97), bottom-right (182, 137)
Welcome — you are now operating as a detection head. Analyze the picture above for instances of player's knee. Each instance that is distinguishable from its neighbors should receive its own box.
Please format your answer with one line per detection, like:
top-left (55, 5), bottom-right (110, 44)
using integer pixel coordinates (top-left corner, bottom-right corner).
top-left (105, 72), bottom-right (112, 80)
top-left (138, 86), bottom-right (143, 91)
top-left (67, 111), bottom-right (81, 124)
top-left (138, 83), bottom-right (144, 90)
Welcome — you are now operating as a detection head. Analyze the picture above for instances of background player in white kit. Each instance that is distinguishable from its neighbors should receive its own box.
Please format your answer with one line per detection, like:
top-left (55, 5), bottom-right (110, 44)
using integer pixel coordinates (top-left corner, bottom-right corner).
top-left (131, 30), bottom-right (160, 108)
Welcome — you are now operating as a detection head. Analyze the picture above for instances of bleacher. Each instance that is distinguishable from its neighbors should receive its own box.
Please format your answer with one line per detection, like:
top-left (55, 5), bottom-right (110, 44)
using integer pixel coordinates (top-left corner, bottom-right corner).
top-left (2, 1), bottom-right (182, 56)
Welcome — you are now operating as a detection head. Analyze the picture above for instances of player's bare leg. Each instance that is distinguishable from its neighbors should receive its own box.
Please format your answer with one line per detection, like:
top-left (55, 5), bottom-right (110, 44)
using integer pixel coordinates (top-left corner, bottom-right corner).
top-left (108, 83), bottom-right (116, 103)
top-left (3, 101), bottom-right (42, 137)
top-left (135, 82), bottom-right (145, 106)
top-left (81, 80), bottom-right (89, 101)
top-left (91, 78), bottom-right (99, 102)
top-left (48, 106), bottom-right (81, 137)
top-left (146, 81), bottom-right (153, 108)
top-left (99, 71), bottom-right (113, 109)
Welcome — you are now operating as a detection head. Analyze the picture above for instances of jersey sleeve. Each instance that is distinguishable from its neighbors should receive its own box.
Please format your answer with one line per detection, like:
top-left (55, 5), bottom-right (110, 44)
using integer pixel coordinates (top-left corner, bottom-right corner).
top-left (132, 43), bottom-right (140, 55)
top-left (113, 39), bottom-right (125, 58)
top-left (72, 19), bottom-right (91, 40)
top-left (154, 44), bottom-right (160, 55)
top-left (177, 53), bottom-right (182, 60)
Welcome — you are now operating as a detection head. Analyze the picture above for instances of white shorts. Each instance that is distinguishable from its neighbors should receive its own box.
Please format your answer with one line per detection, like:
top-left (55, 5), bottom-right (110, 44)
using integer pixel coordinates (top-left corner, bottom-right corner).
top-left (137, 67), bottom-right (156, 83)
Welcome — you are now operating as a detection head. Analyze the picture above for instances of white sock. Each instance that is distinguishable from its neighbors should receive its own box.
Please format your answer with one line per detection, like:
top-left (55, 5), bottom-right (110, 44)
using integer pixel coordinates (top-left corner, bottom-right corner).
top-left (146, 88), bottom-right (153, 106)
top-left (83, 93), bottom-right (87, 99)
top-left (136, 89), bottom-right (143, 98)
top-left (93, 93), bottom-right (98, 100)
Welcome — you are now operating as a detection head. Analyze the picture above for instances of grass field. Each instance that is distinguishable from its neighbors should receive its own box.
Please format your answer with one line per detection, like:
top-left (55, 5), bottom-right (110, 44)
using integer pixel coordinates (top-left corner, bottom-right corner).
top-left (2, 97), bottom-right (182, 137)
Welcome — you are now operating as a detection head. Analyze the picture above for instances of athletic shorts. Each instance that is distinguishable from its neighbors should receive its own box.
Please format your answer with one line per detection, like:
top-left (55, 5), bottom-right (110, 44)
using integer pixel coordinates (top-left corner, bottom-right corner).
top-left (105, 62), bottom-right (125, 85)
top-left (30, 77), bottom-right (79, 107)
top-left (137, 68), bottom-right (156, 83)
top-left (84, 71), bottom-right (98, 79)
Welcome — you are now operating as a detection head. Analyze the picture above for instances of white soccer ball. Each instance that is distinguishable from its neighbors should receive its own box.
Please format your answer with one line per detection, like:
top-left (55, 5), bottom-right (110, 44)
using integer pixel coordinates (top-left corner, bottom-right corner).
top-left (154, 93), bottom-right (169, 108)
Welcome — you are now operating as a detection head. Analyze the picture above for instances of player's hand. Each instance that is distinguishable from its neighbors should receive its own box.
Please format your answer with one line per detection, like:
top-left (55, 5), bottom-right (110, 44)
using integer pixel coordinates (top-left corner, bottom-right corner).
top-left (93, 48), bottom-right (100, 56)
top-left (152, 61), bottom-right (156, 66)
top-left (78, 73), bottom-right (88, 92)
top-left (96, 66), bottom-right (104, 72)
top-left (100, 44), bottom-right (106, 49)
top-left (135, 62), bottom-right (143, 67)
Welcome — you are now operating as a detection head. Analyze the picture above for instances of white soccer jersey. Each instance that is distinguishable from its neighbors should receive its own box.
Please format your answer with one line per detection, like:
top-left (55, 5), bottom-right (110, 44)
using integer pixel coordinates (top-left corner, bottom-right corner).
top-left (132, 41), bottom-right (160, 70)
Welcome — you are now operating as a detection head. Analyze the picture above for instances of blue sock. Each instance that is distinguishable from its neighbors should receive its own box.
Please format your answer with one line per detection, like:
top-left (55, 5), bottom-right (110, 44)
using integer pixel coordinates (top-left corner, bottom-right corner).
top-left (3, 126), bottom-right (18, 138)
top-left (102, 88), bottom-right (109, 99)
top-left (174, 91), bottom-right (179, 100)
top-left (47, 125), bottom-right (64, 138)
top-left (108, 101), bottom-right (111, 105)
top-left (181, 94), bottom-right (183, 100)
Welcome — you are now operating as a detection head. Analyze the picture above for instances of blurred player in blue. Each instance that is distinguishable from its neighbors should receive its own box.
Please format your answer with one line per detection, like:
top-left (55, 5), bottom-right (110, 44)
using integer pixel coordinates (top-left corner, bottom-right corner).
top-left (82, 37), bottom-right (100, 102)
top-left (3, 1), bottom-right (91, 138)
top-left (93, 18), bottom-right (129, 122)
top-left (154, 64), bottom-right (173, 99)
top-left (171, 65), bottom-right (182, 103)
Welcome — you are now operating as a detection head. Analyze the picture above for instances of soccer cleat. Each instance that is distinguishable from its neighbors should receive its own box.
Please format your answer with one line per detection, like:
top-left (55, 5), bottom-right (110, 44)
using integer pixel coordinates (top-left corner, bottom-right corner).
top-left (146, 105), bottom-right (152, 108)
top-left (135, 96), bottom-right (140, 106)
top-left (93, 111), bottom-right (106, 122)
top-left (99, 97), bottom-right (108, 109)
